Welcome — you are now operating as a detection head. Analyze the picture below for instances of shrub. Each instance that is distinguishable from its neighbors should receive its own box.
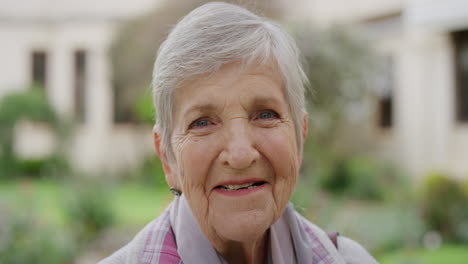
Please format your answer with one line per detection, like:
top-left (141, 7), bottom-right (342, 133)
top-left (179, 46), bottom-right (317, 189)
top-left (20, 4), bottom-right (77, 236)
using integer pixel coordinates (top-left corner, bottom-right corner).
top-left (0, 87), bottom-right (70, 180)
top-left (318, 156), bottom-right (406, 201)
top-left (13, 155), bottom-right (70, 179)
top-left (321, 158), bottom-right (352, 194)
top-left (420, 172), bottom-right (468, 243)
top-left (318, 201), bottom-right (426, 255)
top-left (133, 91), bottom-right (155, 124)
top-left (0, 87), bottom-right (57, 126)
top-left (63, 180), bottom-right (115, 243)
top-left (0, 204), bottom-right (75, 264)
top-left (132, 157), bottom-right (167, 191)
top-left (0, 88), bottom-right (58, 156)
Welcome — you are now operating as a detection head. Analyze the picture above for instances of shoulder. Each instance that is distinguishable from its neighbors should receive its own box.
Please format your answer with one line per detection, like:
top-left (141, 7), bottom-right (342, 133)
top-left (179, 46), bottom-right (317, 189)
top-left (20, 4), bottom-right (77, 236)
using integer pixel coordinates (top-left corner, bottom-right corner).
top-left (337, 236), bottom-right (378, 264)
top-left (98, 209), bottom-right (181, 264)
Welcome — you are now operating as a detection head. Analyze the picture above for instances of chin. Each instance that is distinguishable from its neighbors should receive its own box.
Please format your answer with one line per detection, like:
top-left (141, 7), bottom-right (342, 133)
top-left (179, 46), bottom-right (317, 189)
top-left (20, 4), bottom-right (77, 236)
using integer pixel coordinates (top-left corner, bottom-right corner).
top-left (212, 207), bottom-right (274, 242)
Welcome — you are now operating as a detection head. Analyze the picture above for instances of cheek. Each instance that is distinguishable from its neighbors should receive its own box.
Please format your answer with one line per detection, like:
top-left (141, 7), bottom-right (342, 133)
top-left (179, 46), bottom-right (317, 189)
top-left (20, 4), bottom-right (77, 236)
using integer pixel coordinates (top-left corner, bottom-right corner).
top-left (256, 126), bottom-right (299, 175)
top-left (177, 135), bottom-right (220, 193)
top-left (256, 127), bottom-right (299, 207)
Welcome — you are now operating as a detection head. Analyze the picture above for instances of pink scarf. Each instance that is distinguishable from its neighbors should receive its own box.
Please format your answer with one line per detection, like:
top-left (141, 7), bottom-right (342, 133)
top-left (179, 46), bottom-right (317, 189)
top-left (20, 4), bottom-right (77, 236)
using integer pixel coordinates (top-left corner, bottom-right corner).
top-left (168, 195), bottom-right (345, 264)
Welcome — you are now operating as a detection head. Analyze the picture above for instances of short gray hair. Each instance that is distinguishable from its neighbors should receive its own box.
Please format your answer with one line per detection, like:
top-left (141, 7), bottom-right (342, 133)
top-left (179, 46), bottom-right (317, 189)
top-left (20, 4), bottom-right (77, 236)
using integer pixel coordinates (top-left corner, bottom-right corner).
top-left (152, 2), bottom-right (308, 158)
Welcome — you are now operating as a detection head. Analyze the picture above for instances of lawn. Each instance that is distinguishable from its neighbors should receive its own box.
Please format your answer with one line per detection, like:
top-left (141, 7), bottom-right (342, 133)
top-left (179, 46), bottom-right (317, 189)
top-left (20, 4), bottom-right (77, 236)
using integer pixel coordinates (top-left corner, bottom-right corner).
top-left (111, 182), bottom-right (173, 226)
top-left (0, 179), bottom-right (173, 228)
top-left (3, 179), bottom-right (468, 264)
top-left (379, 245), bottom-right (468, 264)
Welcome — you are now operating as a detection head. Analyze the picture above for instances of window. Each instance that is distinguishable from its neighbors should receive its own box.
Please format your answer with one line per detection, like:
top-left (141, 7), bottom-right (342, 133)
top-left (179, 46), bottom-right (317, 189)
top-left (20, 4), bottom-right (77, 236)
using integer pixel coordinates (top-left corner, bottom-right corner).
top-left (376, 56), bottom-right (394, 128)
top-left (453, 30), bottom-right (468, 123)
top-left (31, 51), bottom-right (47, 89)
top-left (113, 80), bottom-right (139, 123)
top-left (74, 50), bottom-right (87, 122)
top-left (379, 94), bottom-right (393, 128)
top-left (113, 86), bottom-right (135, 123)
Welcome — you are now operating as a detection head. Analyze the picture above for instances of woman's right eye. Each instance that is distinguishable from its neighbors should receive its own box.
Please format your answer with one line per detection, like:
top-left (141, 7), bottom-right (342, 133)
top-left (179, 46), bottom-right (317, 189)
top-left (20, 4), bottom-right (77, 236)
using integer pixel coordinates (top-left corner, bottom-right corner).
top-left (189, 118), bottom-right (212, 129)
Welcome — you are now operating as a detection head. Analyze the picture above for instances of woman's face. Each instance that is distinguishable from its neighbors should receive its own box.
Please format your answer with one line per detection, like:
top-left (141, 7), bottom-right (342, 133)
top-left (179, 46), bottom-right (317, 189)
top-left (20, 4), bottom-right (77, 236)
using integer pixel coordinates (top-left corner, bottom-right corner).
top-left (159, 62), bottom-right (305, 245)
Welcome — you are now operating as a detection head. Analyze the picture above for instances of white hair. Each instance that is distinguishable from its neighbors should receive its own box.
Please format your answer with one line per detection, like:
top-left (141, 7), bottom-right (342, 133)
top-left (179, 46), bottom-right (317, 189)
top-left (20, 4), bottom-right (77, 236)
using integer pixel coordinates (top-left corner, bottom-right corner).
top-left (152, 1), bottom-right (308, 159)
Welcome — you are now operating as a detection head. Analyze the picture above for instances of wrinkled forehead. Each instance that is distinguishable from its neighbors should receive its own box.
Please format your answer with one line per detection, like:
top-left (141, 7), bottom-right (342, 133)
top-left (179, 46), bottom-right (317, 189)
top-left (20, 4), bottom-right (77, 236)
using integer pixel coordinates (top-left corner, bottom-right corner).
top-left (174, 62), bottom-right (286, 113)
top-left (173, 61), bottom-right (286, 107)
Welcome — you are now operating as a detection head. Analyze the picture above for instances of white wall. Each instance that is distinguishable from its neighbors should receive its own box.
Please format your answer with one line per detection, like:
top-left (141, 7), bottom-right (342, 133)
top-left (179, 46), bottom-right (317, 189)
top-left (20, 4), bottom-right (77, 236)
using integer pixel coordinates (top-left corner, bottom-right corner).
top-left (286, 0), bottom-right (404, 26)
top-left (0, 0), bottom-right (162, 174)
top-left (407, 0), bottom-right (468, 32)
top-left (0, 0), bottom-right (160, 20)
top-left (293, 0), bottom-right (468, 179)
top-left (399, 0), bottom-right (468, 179)
top-left (396, 31), bottom-right (453, 179)
top-left (69, 125), bottom-right (155, 174)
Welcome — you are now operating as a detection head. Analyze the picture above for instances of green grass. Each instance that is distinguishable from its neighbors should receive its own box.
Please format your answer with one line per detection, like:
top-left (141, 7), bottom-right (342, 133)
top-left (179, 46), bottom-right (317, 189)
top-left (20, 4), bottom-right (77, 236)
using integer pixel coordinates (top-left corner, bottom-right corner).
top-left (379, 245), bottom-right (468, 264)
top-left (0, 179), bottom-right (172, 228)
top-left (0, 179), bottom-right (66, 225)
top-left (112, 182), bottom-right (173, 226)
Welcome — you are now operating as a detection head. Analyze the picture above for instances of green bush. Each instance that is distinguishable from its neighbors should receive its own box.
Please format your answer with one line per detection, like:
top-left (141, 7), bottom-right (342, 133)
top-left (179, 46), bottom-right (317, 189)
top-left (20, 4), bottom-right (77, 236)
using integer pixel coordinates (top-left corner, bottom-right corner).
top-left (420, 172), bottom-right (468, 243)
top-left (0, 87), bottom-right (71, 180)
top-left (12, 155), bottom-right (70, 179)
top-left (301, 189), bottom-right (426, 255)
top-left (132, 157), bottom-right (167, 191)
top-left (0, 87), bottom-right (57, 126)
top-left (318, 156), bottom-right (406, 201)
top-left (321, 158), bottom-right (352, 194)
top-left (0, 88), bottom-right (58, 156)
top-left (332, 204), bottom-right (426, 255)
top-left (133, 91), bottom-right (155, 124)
top-left (0, 205), bottom-right (75, 264)
top-left (64, 181), bottom-right (115, 243)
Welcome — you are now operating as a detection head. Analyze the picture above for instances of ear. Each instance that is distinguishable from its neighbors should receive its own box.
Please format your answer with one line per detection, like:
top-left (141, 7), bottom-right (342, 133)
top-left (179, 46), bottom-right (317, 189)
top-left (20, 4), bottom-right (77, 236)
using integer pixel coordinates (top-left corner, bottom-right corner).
top-left (153, 125), bottom-right (177, 188)
top-left (298, 112), bottom-right (308, 168)
top-left (302, 112), bottom-right (308, 143)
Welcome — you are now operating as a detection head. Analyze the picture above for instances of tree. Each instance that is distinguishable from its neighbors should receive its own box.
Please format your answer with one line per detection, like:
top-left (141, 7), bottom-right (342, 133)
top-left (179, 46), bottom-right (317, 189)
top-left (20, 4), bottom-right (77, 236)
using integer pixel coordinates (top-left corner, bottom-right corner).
top-left (292, 24), bottom-right (382, 196)
top-left (0, 87), bottom-right (70, 178)
top-left (111, 0), bottom-right (284, 123)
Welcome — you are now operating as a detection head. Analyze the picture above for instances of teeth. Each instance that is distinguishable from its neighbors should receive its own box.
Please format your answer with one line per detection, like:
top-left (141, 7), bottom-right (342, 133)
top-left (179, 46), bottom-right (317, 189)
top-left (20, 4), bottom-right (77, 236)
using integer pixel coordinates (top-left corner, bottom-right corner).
top-left (222, 182), bottom-right (255, 190)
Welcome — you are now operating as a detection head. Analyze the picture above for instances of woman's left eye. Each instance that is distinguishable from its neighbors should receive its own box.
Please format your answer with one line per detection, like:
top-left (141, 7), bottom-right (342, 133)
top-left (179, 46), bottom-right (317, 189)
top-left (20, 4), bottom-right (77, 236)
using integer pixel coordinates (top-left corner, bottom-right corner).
top-left (256, 110), bottom-right (279, 120)
top-left (189, 118), bottom-right (211, 129)
top-left (194, 119), bottom-right (210, 127)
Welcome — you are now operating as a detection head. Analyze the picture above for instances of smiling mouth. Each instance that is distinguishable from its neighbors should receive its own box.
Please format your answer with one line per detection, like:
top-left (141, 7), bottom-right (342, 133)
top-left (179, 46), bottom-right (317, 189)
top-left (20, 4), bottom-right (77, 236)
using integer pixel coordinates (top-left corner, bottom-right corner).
top-left (215, 181), bottom-right (266, 191)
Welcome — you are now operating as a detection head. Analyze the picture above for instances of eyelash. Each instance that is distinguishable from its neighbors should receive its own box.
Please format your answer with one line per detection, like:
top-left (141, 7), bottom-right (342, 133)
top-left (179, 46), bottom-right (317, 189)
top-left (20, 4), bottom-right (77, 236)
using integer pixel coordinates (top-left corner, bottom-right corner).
top-left (189, 118), bottom-right (213, 129)
top-left (255, 110), bottom-right (279, 120)
top-left (188, 110), bottom-right (280, 130)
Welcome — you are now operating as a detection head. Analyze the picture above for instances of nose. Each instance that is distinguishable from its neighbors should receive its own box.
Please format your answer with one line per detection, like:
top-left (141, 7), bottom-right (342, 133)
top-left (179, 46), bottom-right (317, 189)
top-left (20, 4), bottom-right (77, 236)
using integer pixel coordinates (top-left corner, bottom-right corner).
top-left (219, 119), bottom-right (260, 170)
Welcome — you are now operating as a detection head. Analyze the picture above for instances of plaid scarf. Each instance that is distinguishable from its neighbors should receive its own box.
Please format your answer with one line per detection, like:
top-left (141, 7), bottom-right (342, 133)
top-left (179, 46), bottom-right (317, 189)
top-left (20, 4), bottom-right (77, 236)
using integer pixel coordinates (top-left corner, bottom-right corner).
top-left (138, 196), bottom-right (345, 264)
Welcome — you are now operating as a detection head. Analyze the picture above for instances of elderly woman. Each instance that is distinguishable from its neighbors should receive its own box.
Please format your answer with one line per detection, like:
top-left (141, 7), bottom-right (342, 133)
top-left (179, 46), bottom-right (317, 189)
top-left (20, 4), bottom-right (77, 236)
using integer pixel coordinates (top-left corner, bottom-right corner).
top-left (101, 2), bottom-right (377, 264)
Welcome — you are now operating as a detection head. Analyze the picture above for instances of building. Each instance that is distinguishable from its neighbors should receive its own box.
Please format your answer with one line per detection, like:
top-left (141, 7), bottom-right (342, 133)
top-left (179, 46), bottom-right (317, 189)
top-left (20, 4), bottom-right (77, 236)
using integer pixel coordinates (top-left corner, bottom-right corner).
top-left (288, 0), bottom-right (468, 179)
top-left (0, 0), bottom-right (162, 174)
top-left (2, 0), bottom-right (468, 178)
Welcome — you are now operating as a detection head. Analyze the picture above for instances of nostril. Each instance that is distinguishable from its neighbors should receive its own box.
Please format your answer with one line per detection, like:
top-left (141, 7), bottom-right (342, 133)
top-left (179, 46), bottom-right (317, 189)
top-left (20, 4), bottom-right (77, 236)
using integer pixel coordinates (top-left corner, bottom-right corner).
top-left (220, 146), bottom-right (259, 169)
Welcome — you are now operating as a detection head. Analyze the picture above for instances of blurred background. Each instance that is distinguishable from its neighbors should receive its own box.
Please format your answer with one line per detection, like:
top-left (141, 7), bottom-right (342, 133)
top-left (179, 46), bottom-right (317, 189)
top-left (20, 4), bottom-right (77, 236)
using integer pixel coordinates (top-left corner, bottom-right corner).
top-left (1, 0), bottom-right (468, 263)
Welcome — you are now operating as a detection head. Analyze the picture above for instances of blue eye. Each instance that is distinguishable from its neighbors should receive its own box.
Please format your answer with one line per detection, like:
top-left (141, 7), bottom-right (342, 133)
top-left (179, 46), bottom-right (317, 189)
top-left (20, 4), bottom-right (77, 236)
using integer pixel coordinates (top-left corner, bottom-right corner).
top-left (190, 119), bottom-right (210, 129)
top-left (258, 111), bottom-right (277, 120)
top-left (195, 120), bottom-right (209, 127)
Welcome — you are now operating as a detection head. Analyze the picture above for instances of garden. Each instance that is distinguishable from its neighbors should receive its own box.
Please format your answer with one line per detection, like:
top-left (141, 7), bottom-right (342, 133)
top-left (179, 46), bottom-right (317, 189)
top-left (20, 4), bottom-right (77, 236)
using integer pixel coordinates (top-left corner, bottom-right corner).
top-left (2, 69), bottom-right (468, 264)
top-left (1, 1), bottom-right (468, 262)
top-left (2, 143), bottom-right (468, 263)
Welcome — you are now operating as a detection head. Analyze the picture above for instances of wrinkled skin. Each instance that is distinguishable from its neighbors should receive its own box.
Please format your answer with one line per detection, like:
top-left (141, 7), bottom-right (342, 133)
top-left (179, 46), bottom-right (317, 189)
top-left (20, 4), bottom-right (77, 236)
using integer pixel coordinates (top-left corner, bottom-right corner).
top-left (154, 62), bottom-right (307, 264)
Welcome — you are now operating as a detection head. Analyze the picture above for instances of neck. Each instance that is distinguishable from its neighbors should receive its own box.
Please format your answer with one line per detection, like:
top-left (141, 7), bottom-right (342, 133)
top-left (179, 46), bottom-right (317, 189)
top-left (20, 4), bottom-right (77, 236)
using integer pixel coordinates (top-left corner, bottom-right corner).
top-left (216, 231), bottom-right (269, 264)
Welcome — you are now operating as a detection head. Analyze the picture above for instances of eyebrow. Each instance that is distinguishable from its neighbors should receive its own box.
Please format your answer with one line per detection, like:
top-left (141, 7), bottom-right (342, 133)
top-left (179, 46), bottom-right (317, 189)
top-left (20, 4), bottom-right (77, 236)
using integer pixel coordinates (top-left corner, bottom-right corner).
top-left (182, 95), bottom-right (285, 116)
top-left (250, 95), bottom-right (284, 107)
top-left (183, 102), bottom-right (218, 115)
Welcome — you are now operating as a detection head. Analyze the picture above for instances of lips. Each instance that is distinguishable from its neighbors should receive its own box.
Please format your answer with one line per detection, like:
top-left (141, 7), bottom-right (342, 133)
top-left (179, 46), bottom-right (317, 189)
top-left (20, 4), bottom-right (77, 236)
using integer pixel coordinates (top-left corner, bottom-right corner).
top-left (214, 179), bottom-right (267, 191)
top-left (216, 181), bottom-right (266, 191)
